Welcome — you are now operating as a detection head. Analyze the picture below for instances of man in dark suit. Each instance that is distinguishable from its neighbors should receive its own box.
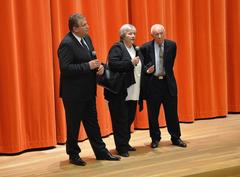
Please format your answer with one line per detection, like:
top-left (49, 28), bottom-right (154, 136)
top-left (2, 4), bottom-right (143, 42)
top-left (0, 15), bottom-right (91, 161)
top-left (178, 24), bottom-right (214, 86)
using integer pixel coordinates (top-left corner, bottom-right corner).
top-left (57, 13), bottom-right (120, 166)
top-left (140, 24), bottom-right (187, 149)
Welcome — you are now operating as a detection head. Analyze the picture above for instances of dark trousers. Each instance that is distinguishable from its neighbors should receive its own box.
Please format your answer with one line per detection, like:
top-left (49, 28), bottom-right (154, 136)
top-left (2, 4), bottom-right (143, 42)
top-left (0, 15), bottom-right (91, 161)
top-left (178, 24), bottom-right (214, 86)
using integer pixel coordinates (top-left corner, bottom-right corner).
top-left (108, 98), bottom-right (136, 153)
top-left (126, 100), bottom-right (137, 144)
top-left (62, 98), bottom-right (107, 157)
top-left (146, 78), bottom-right (181, 142)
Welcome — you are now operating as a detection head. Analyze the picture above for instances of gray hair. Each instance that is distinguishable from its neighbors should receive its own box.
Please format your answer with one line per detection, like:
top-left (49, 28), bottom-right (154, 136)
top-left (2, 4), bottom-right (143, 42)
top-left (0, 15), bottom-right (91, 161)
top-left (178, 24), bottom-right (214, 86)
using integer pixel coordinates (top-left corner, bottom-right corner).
top-left (150, 24), bottom-right (165, 35)
top-left (68, 13), bottom-right (85, 31)
top-left (119, 24), bottom-right (136, 40)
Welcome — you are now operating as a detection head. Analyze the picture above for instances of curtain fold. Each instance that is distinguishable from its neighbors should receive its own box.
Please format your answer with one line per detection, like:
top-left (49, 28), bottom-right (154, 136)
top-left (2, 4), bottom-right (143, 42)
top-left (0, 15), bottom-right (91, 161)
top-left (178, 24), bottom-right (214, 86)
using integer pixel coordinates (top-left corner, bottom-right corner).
top-left (0, 0), bottom-right (239, 153)
top-left (0, 0), bottom-right (56, 153)
top-left (226, 0), bottom-right (240, 112)
top-left (190, 0), bottom-right (228, 118)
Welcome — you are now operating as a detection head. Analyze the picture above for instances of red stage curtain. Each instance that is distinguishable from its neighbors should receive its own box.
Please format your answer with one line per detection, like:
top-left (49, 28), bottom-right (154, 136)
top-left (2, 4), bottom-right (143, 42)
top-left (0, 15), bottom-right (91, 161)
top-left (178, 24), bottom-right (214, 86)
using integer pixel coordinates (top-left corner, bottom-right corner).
top-left (0, 0), bottom-right (239, 153)
top-left (0, 0), bottom-right (56, 153)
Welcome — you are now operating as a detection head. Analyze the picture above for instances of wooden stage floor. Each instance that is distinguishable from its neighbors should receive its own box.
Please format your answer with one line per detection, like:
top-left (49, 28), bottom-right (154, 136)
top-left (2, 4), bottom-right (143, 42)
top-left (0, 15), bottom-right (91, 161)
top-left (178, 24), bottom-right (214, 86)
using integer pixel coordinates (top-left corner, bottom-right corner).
top-left (0, 114), bottom-right (240, 177)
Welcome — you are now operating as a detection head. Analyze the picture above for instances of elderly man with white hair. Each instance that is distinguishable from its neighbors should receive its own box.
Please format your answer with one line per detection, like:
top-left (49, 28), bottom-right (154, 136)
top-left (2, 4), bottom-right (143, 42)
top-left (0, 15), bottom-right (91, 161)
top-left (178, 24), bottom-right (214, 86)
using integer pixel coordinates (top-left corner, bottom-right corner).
top-left (140, 24), bottom-right (187, 149)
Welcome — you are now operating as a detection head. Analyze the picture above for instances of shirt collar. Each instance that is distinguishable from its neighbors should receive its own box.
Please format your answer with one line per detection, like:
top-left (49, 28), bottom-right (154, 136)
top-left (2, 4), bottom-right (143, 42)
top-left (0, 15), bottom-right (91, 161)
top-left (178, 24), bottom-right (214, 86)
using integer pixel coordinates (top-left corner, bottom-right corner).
top-left (72, 32), bottom-right (82, 44)
top-left (154, 41), bottom-right (164, 48)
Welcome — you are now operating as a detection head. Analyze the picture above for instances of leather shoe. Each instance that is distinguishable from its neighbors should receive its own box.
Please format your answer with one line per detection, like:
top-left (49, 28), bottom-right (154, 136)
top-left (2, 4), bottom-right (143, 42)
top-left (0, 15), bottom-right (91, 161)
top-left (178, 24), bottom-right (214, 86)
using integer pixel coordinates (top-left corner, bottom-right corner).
top-left (96, 152), bottom-right (121, 161)
top-left (172, 138), bottom-right (187, 148)
top-left (128, 145), bottom-right (136, 151)
top-left (69, 156), bottom-right (86, 166)
top-left (118, 151), bottom-right (129, 157)
top-left (151, 140), bottom-right (159, 148)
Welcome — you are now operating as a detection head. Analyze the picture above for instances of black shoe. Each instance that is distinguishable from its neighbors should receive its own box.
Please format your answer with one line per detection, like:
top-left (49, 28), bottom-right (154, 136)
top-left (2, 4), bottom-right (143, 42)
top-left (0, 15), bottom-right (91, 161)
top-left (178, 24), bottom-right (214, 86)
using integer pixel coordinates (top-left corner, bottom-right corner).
top-left (128, 145), bottom-right (136, 151)
top-left (118, 151), bottom-right (129, 157)
top-left (172, 138), bottom-right (187, 148)
top-left (151, 140), bottom-right (159, 148)
top-left (69, 156), bottom-right (86, 166)
top-left (96, 152), bottom-right (121, 161)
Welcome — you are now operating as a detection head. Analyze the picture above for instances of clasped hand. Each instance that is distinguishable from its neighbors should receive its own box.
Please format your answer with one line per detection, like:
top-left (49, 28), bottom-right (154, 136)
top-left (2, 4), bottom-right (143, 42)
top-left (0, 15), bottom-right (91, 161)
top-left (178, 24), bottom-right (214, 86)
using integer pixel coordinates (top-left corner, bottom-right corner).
top-left (96, 64), bottom-right (104, 75)
top-left (89, 59), bottom-right (104, 75)
top-left (89, 59), bottom-right (100, 70)
top-left (131, 56), bottom-right (140, 66)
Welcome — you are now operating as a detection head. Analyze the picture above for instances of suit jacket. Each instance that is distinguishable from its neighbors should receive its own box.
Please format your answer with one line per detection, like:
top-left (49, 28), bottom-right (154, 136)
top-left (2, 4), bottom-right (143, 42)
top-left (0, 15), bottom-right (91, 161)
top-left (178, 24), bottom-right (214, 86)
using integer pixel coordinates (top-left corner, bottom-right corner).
top-left (58, 32), bottom-right (97, 101)
top-left (104, 41), bottom-right (144, 103)
top-left (140, 39), bottom-right (178, 97)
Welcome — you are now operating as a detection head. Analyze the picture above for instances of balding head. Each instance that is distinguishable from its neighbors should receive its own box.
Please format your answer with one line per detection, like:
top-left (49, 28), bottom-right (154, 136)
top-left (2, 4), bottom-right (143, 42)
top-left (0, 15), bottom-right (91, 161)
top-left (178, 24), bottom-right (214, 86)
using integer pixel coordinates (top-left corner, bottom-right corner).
top-left (151, 24), bottom-right (165, 45)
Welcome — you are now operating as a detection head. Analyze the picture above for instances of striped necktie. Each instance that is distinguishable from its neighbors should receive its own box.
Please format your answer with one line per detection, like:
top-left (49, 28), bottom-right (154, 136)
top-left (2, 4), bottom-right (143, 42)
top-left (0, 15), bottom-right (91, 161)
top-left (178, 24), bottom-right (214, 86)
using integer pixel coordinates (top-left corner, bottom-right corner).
top-left (80, 38), bottom-right (89, 50)
top-left (159, 44), bottom-right (165, 76)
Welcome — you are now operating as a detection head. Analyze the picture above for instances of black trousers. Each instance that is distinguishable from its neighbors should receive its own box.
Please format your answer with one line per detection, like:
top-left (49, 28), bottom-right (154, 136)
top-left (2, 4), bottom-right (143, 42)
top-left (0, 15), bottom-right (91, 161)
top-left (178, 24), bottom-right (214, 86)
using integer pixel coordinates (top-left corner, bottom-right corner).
top-left (126, 100), bottom-right (137, 144)
top-left (108, 99), bottom-right (137, 153)
top-left (146, 78), bottom-right (181, 142)
top-left (62, 98), bottom-right (107, 157)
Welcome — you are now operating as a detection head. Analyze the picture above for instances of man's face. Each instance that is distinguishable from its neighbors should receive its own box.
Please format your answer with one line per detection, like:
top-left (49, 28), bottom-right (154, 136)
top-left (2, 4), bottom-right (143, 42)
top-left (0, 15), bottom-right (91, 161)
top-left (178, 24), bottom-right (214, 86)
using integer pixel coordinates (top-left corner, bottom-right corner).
top-left (152, 27), bottom-right (165, 45)
top-left (73, 19), bottom-right (89, 37)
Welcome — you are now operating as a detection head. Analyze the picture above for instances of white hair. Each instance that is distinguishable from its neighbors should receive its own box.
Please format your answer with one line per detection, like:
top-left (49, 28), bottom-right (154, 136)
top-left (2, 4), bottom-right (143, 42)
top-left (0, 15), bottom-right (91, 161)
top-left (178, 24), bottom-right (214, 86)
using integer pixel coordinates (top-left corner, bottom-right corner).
top-left (119, 24), bottom-right (136, 40)
top-left (150, 24), bottom-right (165, 35)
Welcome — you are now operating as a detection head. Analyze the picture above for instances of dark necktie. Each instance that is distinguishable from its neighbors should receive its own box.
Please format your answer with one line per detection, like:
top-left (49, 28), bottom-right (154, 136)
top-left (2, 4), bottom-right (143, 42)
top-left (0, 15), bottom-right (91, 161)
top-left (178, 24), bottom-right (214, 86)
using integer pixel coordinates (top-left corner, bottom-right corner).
top-left (80, 38), bottom-right (89, 50)
top-left (159, 44), bottom-right (165, 76)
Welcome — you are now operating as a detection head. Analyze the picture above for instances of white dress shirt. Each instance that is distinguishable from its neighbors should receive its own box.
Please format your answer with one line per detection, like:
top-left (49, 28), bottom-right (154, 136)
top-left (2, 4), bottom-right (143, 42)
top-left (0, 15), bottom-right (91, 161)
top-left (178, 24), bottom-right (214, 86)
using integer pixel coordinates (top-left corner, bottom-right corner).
top-left (72, 32), bottom-right (89, 50)
top-left (154, 41), bottom-right (165, 76)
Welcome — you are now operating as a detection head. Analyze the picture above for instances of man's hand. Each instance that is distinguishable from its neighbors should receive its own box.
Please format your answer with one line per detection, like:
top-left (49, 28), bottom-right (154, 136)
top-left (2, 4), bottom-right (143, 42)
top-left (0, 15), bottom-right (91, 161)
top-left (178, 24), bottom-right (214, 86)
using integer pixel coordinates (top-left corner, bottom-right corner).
top-left (146, 65), bottom-right (155, 74)
top-left (96, 64), bottom-right (104, 75)
top-left (89, 59), bottom-right (100, 70)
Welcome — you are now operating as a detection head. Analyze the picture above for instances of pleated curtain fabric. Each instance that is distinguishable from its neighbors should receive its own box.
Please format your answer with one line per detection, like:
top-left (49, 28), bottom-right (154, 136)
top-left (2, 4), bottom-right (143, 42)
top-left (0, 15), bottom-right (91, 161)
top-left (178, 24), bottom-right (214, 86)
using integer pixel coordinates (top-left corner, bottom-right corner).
top-left (0, 0), bottom-right (240, 153)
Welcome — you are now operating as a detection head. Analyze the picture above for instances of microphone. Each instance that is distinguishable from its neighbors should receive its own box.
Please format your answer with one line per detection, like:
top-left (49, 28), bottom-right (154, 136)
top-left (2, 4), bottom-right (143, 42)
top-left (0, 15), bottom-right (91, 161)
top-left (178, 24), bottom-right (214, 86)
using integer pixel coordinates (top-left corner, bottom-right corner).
top-left (91, 51), bottom-right (97, 59)
top-left (135, 46), bottom-right (140, 56)
top-left (133, 46), bottom-right (140, 66)
top-left (91, 51), bottom-right (100, 71)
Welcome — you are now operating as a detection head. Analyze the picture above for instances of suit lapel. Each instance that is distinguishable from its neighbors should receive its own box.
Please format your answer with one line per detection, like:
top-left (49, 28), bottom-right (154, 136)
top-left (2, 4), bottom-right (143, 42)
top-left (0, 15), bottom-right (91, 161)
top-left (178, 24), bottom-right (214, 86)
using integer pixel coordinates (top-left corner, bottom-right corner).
top-left (163, 40), bottom-right (169, 59)
top-left (82, 36), bottom-right (93, 51)
top-left (69, 32), bottom-right (82, 48)
top-left (69, 33), bottom-right (92, 59)
top-left (81, 37), bottom-right (92, 58)
top-left (119, 41), bottom-right (132, 61)
top-left (150, 40), bottom-right (156, 65)
top-left (163, 40), bottom-right (170, 67)
top-left (69, 33), bottom-right (91, 52)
